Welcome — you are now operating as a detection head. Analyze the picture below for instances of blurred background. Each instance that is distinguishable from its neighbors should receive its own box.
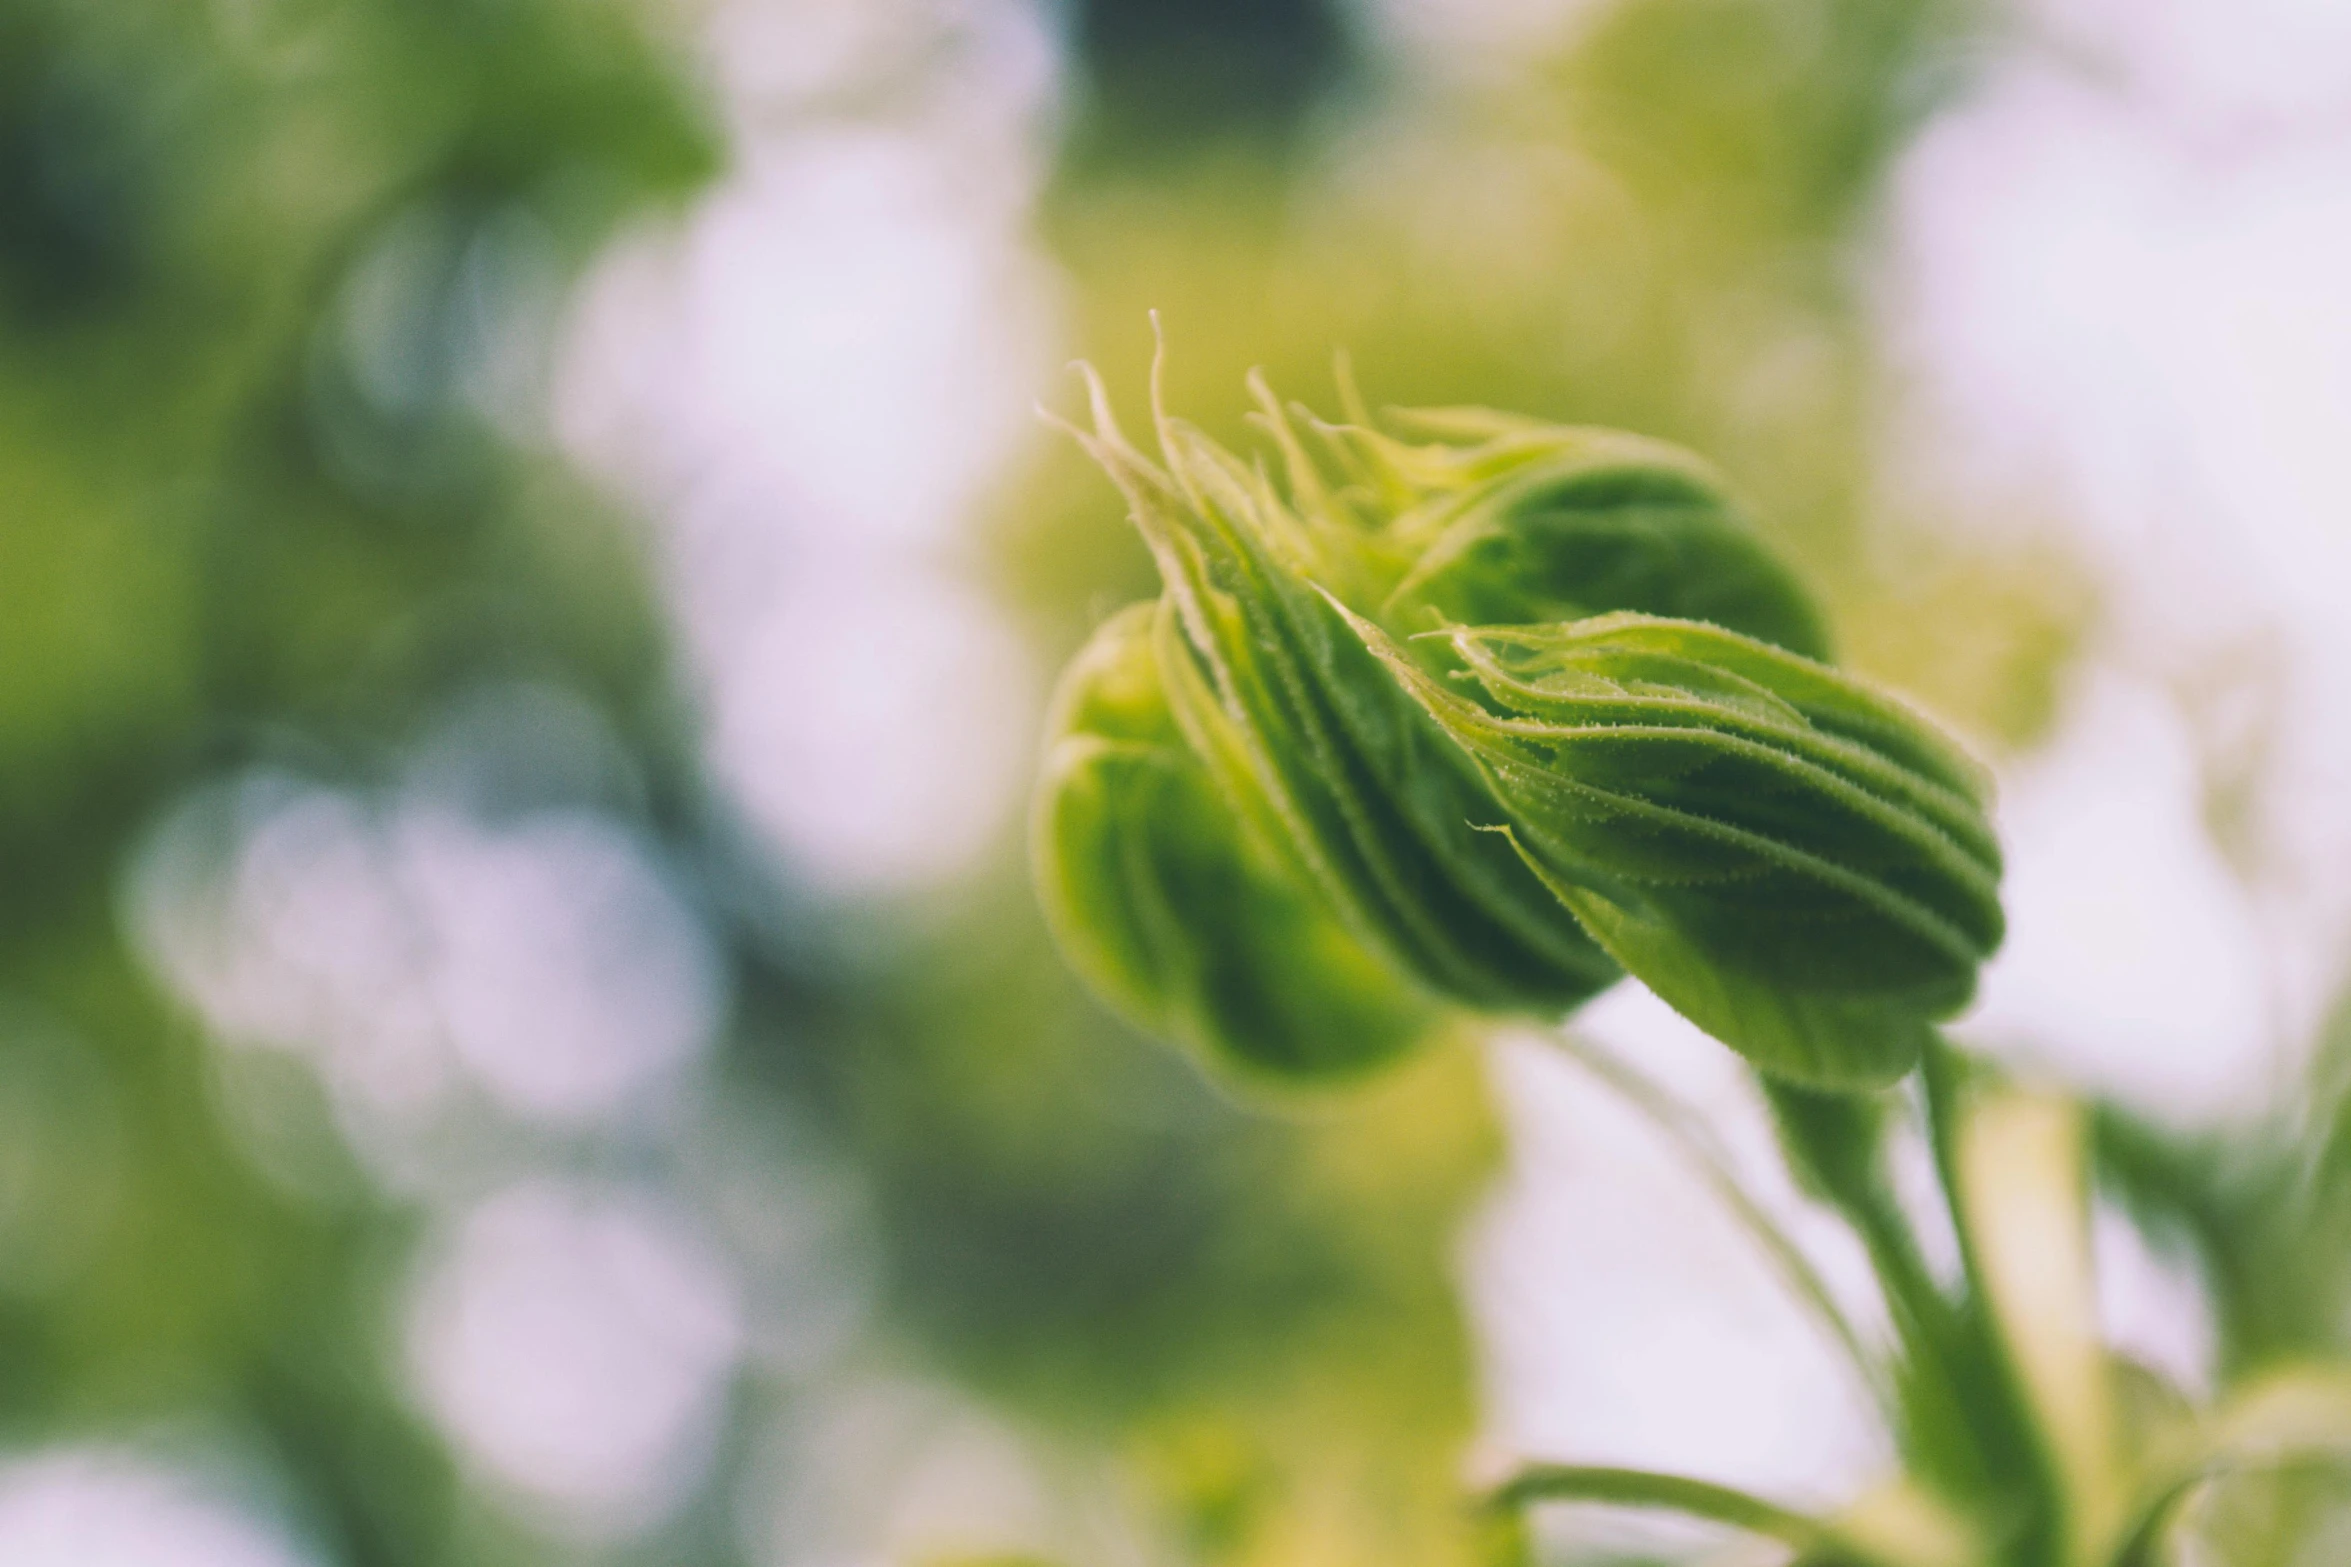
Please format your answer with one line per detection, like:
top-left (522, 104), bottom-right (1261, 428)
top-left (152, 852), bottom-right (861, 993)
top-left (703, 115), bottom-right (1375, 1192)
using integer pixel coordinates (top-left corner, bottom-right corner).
top-left (6, 0), bottom-right (2351, 1562)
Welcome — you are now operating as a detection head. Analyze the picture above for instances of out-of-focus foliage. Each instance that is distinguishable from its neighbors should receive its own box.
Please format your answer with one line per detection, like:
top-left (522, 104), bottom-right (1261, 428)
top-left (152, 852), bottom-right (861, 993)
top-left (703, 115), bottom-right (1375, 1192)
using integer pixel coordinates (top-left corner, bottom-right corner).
top-left (1492, 1056), bottom-right (2351, 1566)
top-left (1064, 0), bottom-right (1353, 164)
top-left (0, 1), bottom-right (1508, 1560)
top-left (0, 1), bottom-right (715, 1562)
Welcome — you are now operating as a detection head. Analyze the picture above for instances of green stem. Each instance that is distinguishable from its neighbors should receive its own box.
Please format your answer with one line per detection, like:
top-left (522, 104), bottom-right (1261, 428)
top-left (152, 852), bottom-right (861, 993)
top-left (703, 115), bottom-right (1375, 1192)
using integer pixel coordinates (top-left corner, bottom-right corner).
top-left (1918, 1030), bottom-right (2064, 1563)
top-left (1766, 1069), bottom-right (2002, 1511)
top-left (1916, 1035), bottom-right (1978, 1300)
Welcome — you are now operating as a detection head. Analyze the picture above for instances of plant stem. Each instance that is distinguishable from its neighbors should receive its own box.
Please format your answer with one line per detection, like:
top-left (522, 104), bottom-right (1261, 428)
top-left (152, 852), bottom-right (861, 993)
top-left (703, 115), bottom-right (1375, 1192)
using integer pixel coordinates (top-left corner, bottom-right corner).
top-left (1551, 1033), bottom-right (1894, 1422)
top-left (1918, 1030), bottom-right (2066, 1564)
top-left (1766, 1068), bottom-right (2005, 1512)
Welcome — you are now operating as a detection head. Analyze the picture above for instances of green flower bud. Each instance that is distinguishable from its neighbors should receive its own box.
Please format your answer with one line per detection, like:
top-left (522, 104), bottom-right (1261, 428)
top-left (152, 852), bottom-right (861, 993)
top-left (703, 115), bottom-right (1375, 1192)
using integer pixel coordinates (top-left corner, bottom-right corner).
top-left (1344, 607), bottom-right (2005, 1088)
top-left (1033, 600), bottom-right (1442, 1085)
top-left (1035, 350), bottom-right (1998, 1091)
top-left (1056, 369), bottom-right (1624, 1023)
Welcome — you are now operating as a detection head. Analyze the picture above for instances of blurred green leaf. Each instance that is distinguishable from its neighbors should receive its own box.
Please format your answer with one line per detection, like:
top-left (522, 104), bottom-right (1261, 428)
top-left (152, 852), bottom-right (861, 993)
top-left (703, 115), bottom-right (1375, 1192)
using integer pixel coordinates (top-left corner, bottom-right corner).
top-left (2118, 1367), bottom-right (2351, 1566)
top-left (1953, 1087), bottom-right (2122, 1565)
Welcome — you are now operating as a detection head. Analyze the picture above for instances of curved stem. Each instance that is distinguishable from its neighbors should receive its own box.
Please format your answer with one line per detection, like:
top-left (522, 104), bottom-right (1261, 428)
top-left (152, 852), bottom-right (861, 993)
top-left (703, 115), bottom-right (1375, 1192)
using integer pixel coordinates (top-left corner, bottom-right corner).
top-left (1488, 1462), bottom-right (1838, 1554)
top-left (1551, 1033), bottom-right (1896, 1424)
top-left (1764, 1063), bottom-right (2009, 1510)
top-left (1821, 1146), bottom-right (1999, 1502)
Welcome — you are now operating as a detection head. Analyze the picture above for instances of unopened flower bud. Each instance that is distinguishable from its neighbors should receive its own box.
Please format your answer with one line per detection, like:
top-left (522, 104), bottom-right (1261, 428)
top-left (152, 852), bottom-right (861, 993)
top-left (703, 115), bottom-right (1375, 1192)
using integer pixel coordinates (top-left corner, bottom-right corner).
top-left (1055, 370), bottom-right (1624, 1024)
top-left (1035, 352), bottom-right (2001, 1091)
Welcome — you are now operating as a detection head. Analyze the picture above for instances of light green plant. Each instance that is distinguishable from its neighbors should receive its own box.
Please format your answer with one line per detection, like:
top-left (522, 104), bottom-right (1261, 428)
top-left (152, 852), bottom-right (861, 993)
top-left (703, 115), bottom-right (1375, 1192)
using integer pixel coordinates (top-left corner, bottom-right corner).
top-left (1036, 342), bottom-right (1993, 1088)
top-left (1032, 347), bottom-right (2351, 1566)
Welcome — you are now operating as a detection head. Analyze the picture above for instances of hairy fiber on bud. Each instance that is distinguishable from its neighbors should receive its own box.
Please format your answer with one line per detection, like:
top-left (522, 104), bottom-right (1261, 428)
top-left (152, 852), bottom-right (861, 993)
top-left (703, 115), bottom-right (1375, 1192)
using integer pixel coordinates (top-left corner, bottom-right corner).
top-left (1366, 408), bottom-right (1832, 662)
